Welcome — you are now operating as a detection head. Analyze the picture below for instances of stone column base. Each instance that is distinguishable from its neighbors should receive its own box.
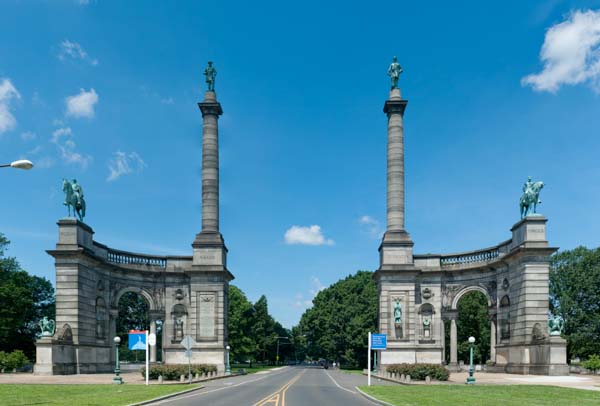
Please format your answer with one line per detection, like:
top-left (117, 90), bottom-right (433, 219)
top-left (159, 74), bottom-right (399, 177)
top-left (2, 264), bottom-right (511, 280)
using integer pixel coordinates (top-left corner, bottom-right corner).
top-left (495, 337), bottom-right (568, 376)
top-left (34, 338), bottom-right (113, 375)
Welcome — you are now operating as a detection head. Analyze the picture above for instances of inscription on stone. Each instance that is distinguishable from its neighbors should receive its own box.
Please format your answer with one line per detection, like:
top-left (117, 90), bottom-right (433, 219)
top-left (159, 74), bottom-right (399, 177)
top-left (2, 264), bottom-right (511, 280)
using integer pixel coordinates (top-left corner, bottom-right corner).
top-left (197, 292), bottom-right (216, 339)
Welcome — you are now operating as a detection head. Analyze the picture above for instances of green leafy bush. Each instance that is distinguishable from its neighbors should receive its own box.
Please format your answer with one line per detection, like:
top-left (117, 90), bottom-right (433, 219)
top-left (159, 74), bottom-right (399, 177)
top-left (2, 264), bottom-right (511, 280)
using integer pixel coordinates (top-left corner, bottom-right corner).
top-left (141, 364), bottom-right (217, 380)
top-left (0, 350), bottom-right (29, 371)
top-left (386, 363), bottom-right (449, 381)
top-left (582, 355), bottom-right (600, 372)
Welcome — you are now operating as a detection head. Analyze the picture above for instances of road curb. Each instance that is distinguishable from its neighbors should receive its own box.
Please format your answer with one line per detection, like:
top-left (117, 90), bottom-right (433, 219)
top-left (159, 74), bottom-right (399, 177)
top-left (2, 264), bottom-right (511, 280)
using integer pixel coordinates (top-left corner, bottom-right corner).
top-left (127, 385), bottom-right (204, 406)
top-left (355, 386), bottom-right (395, 406)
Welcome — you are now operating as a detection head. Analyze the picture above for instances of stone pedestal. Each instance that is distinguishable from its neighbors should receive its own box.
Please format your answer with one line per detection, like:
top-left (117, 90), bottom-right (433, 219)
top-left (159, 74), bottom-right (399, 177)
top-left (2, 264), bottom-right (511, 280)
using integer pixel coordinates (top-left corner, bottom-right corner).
top-left (496, 337), bottom-right (568, 376)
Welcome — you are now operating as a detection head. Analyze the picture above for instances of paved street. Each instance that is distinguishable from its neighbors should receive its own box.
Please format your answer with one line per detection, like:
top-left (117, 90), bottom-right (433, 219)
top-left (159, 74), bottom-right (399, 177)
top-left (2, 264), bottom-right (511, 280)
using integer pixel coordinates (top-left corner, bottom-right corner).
top-left (154, 367), bottom-right (384, 406)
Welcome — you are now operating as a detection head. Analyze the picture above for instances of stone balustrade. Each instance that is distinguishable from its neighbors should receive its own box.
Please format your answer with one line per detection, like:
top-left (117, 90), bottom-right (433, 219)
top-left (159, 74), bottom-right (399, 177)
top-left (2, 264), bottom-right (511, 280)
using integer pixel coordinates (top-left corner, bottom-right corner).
top-left (105, 247), bottom-right (167, 268)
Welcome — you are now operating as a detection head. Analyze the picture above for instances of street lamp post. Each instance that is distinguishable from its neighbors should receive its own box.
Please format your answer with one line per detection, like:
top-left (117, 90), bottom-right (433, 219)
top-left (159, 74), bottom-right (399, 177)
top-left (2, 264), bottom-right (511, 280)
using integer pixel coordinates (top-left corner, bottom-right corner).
top-left (275, 336), bottom-right (289, 366)
top-left (0, 159), bottom-right (34, 170)
top-left (225, 345), bottom-right (231, 375)
top-left (113, 336), bottom-right (123, 384)
top-left (466, 336), bottom-right (476, 384)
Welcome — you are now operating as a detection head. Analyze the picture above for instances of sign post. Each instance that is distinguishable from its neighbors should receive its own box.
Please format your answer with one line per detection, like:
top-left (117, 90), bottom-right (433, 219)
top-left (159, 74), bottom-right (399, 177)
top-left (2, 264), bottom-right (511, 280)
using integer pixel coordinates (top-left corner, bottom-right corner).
top-left (368, 333), bottom-right (387, 387)
top-left (128, 330), bottom-right (149, 385)
top-left (181, 335), bottom-right (196, 384)
top-left (367, 332), bottom-right (371, 386)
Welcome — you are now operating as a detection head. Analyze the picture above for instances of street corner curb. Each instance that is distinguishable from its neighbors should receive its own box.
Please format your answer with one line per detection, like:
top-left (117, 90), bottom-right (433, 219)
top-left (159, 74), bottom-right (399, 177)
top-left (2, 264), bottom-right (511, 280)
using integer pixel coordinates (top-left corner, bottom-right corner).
top-left (127, 385), bottom-right (204, 406)
top-left (355, 386), bottom-right (395, 406)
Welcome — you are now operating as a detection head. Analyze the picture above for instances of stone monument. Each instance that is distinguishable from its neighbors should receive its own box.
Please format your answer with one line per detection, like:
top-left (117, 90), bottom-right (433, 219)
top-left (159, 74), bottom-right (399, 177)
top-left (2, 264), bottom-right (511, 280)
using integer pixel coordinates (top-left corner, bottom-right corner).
top-left (34, 63), bottom-right (233, 374)
top-left (374, 57), bottom-right (568, 375)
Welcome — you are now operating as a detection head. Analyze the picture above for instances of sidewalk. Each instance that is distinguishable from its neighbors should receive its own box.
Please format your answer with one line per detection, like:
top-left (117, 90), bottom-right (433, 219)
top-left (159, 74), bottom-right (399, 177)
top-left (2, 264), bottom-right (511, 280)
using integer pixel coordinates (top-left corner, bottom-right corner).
top-left (0, 372), bottom-right (172, 385)
top-left (449, 372), bottom-right (600, 391)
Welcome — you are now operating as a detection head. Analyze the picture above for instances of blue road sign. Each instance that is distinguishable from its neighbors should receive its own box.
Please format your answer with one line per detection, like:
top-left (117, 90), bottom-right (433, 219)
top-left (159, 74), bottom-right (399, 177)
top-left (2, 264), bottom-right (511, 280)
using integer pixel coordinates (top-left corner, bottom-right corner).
top-left (371, 333), bottom-right (387, 350)
top-left (128, 330), bottom-right (147, 350)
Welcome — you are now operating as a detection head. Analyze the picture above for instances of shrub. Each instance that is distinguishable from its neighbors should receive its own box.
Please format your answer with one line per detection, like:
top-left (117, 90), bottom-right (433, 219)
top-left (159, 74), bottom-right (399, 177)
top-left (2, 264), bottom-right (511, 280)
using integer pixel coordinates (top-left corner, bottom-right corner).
top-left (386, 363), bottom-right (449, 381)
top-left (141, 364), bottom-right (217, 380)
top-left (582, 355), bottom-right (600, 373)
top-left (0, 351), bottom-right (29, 371)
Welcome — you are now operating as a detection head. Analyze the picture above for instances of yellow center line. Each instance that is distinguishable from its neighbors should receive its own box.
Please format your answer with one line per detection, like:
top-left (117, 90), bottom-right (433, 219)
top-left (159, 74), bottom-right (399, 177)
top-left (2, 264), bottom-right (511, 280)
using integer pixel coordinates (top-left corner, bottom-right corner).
top-left (254, 370), bottom-right (306, 406)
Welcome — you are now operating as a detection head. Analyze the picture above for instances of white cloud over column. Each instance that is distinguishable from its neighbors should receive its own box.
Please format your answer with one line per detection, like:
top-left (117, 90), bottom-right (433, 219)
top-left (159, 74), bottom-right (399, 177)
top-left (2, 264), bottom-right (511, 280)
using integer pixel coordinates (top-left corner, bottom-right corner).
top-left (284, 225), bottom-right (334, 245)
top-left (107, 151), bottom-right (146, 181)
top-left (522, 9), bottom-right (600, 93)
top-left (65, 88), bottom-right (99, 118)
top-left (0, 79), bottom-right (21, 134)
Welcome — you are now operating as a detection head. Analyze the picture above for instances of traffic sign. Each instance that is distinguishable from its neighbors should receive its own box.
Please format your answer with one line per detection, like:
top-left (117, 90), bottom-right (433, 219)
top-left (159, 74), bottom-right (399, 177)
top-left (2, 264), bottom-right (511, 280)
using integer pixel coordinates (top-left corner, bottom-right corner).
top-left (128, 330), bottom-right (147, 350)
top-left (185, 349), bottom-right (193, 358)
top-left (148, 333), bottom-right (156, 346)
top-left (181, 335), bottom-right (195, 350)
top-left (370, 333), bottom-right (387, 350)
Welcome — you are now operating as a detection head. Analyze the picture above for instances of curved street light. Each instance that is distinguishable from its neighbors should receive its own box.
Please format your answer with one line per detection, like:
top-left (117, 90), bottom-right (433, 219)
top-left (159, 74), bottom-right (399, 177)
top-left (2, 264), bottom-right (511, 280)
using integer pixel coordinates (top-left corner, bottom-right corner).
top-left (113, 336), bottom-right (123, 384)
top-left (0, 159), bottom-right (34, 170)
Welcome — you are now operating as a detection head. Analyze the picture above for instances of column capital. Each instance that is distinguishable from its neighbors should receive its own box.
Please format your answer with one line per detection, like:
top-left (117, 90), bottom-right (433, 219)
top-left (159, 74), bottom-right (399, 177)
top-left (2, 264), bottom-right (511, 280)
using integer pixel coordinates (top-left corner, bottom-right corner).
top-left (198, 101), bottom-right (223, 117)
top-left (383, 99), bottom-right (407, 116)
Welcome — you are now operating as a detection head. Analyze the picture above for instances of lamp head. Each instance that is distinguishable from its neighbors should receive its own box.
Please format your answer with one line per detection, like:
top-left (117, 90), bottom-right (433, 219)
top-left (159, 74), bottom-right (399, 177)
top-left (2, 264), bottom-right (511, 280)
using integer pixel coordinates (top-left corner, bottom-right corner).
top-left (226, 345), bottom-right (231, 350)
top-left (10, 159), bottom-right (33, 170)
top-left (114, 336), bottom-right (121, 344)
top-left (468, 336), bottom-right (476, 344)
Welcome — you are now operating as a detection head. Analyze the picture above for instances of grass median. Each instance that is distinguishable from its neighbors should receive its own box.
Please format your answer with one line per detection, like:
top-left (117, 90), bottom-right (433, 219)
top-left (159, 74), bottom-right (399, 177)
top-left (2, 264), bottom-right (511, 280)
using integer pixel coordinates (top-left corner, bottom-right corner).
top-left (1, 383), bottom-right (201, 406)
top-left (359, 384), bottom-right (600, 406)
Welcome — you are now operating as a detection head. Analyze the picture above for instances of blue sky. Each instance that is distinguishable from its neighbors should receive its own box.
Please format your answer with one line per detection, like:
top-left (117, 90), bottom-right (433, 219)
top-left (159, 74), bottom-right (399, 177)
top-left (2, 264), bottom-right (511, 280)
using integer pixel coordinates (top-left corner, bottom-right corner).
top-left (1, 1), bottom-right (600, 327)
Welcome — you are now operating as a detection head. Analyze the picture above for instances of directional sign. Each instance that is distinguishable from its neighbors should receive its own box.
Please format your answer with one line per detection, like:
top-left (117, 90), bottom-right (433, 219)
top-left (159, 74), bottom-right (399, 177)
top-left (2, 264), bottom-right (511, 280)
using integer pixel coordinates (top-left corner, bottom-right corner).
top-left (128, 330), bottom-right (147, 350)
top-left (370, 333), bottom-right (387, 350)
top-left (181, 335), bottom-right (196, 350)
top-left (148, 333), bottom-right (156, 346)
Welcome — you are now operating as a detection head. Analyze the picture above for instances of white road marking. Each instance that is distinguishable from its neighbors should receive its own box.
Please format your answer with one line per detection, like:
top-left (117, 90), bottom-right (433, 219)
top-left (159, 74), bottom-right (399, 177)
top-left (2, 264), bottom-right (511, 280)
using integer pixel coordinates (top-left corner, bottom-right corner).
top-left (152, 367), bottom-right (292, 405)
top-left (324, 370), bottom-right (357, 394)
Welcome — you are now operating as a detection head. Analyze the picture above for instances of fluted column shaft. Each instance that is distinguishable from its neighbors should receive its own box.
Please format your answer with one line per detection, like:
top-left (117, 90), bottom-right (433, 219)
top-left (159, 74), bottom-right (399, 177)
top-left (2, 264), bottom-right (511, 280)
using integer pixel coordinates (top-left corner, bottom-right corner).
top-left (198, 92), bottom-right (223, 233)
top-left (384, 89), bottom-right (408, 232)
top-left (450, 318), bottom-right (458, 365)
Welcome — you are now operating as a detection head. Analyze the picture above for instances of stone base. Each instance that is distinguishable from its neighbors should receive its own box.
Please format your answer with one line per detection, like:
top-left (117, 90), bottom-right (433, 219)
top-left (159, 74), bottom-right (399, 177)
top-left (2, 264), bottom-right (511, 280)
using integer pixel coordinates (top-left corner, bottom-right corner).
top-left (34, 338), bottom-right (113, 375)
top-left (379, 230), bottom-right (414, 266)
top-left (163, 348), bottom-right (225, 373)
top-left (380, 346), bottom-right (443, 366)
top-left (495, 337), bottom-right (568, 376)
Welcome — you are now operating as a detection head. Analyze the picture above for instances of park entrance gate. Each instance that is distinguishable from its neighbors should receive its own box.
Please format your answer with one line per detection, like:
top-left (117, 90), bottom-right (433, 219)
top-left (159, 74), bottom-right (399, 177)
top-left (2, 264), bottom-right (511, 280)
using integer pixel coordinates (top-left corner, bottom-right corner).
top-left (34, 85), bottom-right (232, 375)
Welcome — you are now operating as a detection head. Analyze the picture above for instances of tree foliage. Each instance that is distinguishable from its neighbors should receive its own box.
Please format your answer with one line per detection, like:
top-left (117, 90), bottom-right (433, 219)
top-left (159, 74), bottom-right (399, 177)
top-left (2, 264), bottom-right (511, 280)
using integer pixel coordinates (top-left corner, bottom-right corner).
top-left (0, 233), bottom-right (55, 359)
top-left (227, 286), bottom-right (292, 363)
top-left (550, 246), bottom-right (600, 359)
top-left (297, 270), bottom-right (377, 368)
top-left (456, 291), bottom-right (490, 364)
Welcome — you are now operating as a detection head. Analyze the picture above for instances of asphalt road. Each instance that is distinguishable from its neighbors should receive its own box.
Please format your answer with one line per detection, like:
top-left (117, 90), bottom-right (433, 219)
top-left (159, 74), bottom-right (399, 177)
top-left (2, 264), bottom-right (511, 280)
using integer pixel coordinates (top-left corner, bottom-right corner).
top-left (154, 366), bottom-right (385, 406)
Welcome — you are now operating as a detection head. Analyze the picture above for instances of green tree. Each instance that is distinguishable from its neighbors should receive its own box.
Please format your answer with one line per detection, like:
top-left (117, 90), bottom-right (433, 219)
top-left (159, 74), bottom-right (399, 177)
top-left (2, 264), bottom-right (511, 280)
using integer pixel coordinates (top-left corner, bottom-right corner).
top-left (297, 270), bottom-right (377, 368)
top-left (0, 233), bottom-right (55, 359)
top-left (116, 292), bottom-right (150, 362)
top-left (550, 246), bottom-right (600, 359)
top-left (228, 285), bottom-right (256, 363)
top-left (456, 291), bottom-right (490, 364)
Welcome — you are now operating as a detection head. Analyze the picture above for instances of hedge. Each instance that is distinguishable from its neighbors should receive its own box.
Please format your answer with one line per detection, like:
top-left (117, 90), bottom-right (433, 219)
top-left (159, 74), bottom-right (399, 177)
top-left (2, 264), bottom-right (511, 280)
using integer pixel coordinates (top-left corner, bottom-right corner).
top-left (385, 363), bottom-right (449, 381)
top-left (582, 355), bottom-right (600, 372)
top-left (141, 364), bottom-right (217, 380)
top-left (0, 350), bottom-right (29, 371)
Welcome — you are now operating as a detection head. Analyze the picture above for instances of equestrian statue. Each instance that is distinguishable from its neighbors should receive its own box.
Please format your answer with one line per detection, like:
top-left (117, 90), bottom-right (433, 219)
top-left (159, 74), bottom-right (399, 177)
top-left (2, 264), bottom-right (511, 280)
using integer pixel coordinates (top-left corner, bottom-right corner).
top-left (519, 176), bottom-right (544, 219)
top-left (62, 178), bottom-right (86, 221)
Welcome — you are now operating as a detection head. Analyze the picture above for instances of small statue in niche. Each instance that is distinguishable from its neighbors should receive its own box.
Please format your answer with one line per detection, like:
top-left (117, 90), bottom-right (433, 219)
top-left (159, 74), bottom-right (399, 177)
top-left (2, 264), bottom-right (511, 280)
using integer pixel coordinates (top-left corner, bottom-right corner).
top-left (394, 300), bottom-right (402, 325)
top-left (423, 316), bottom-right (431, 338)
top-left (175, 317), bottom-right (184, 341)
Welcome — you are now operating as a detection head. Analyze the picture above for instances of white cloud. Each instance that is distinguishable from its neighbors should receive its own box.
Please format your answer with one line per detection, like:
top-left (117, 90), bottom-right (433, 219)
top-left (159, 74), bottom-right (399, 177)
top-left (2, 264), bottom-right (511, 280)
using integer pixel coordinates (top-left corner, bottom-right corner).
top-left (27, 145), bottom-right (43, 155)
top-left (21, 131), bottom-right (36, 141)
top-left (58, 40), bottom-right (98, 66)
top-left (51, 126), bottom-right (92, 168)
top-left (160, 97), bottom-right (174, 105)
top-left (65, 88), bottom-right (99, 118)
top-left (522, 9), bottom-right (600, 93)
top-left (107, 151), bottom-right (146, 181)
top-left (51, 127), bottom-right (72, 143)
top-left (309, 276), bottom-right (326, 296)
top-left (284, 225), bottom-right (334, 245)
top-left (0, 78), bottom-right (21, 134)
top-left (35, 157), bottom-right (56, 169)
top-left (294, 277), bottom-right (328, 309)
top-left (358, 215), bottom-right (382, 238)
